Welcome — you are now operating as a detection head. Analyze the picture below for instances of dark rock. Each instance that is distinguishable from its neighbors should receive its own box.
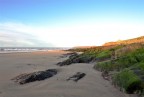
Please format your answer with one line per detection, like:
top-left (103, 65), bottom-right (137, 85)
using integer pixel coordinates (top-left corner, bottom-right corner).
top-left (57, 53), bottom-right (79, 66)
top-left (67, 72), bottom-right (86, 82)
top-left (57, 60), bottom-right (73, 66)
top-left (57, 52), bottom-right (95, 66)
top-left (12, 69), bottom-right (57, 84)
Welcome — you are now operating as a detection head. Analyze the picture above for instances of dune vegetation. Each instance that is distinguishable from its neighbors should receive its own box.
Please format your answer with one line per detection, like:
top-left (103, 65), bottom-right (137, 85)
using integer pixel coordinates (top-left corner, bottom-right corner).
top-left (59, 36), bottom-right (144, 96)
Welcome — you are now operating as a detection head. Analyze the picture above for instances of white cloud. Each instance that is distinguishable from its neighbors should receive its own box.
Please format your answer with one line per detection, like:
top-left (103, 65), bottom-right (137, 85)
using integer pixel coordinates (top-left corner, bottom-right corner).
top-left (0, 22), bottom-right (54, 47)
top-left (0, 21), bottom-right (143, 47)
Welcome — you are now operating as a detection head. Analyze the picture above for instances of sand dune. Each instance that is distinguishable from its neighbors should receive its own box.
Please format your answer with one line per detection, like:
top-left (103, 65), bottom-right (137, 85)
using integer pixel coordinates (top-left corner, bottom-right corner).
top-left (0, 51), bottom-right (135, 97)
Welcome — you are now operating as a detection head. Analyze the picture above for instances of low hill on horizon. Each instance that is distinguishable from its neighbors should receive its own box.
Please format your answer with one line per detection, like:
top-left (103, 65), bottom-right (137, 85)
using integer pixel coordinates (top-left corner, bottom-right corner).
top-left (103, 36), bottom-right (144, 46)
top-left (73, 36), bottom-right (144, 49)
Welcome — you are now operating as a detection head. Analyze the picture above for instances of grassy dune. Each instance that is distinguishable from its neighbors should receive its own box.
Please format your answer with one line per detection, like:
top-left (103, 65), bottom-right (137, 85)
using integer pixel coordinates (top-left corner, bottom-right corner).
top-left (62, 36), bottom-right (144, 96)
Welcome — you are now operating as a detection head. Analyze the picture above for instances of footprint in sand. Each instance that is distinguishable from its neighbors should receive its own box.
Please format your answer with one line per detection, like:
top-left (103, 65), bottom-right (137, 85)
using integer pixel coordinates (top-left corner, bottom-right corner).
top-left (27, 63), bottom-right (36, 66)
top-left (27, 64), bottom-right (39, 69)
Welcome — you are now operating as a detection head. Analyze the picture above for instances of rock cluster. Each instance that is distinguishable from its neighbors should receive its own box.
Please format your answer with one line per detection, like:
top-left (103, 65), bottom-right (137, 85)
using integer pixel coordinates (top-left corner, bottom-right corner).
top-left (12, 69), bottom-right (57, 84)
top-left (57, 53), bottom-right (79, 66)
top-left (57, 53), bottom-right (93, 66)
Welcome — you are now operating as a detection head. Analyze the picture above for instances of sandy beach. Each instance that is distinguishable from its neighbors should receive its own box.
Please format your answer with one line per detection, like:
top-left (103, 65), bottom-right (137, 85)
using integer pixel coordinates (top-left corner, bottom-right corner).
top-left (0, 50), bottom-right (132, 97)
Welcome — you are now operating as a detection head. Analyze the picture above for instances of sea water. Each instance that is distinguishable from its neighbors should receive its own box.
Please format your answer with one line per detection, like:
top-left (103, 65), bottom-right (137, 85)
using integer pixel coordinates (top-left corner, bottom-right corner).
top-left (0, 47), bottom-right (70, 53)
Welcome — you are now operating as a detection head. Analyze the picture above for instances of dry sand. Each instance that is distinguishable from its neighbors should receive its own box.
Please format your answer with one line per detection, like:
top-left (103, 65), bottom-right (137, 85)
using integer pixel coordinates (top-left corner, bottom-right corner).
top-left (0, 50), bottom-right (136, 97)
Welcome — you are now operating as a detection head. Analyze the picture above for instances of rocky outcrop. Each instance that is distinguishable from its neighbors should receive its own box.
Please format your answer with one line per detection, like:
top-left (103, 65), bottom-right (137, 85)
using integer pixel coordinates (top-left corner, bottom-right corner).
top-left (57, 53), bottom-right (94, 66)
top-left (67, 72), bottom-right (86, 82)
top-left (12, 69), bottom-right (57, 84)
top-left (57, 53), bottom-right (79, 66)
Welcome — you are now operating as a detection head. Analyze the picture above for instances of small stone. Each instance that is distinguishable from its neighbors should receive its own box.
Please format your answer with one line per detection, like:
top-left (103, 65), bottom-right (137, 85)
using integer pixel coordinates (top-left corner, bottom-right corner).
top-left (67, 72), bottom-right (86, 82)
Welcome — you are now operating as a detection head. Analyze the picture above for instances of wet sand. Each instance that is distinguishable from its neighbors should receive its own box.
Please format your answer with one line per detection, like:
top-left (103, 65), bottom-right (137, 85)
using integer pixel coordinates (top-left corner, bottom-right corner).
top-left (0, 50), bottom-right (135, 97)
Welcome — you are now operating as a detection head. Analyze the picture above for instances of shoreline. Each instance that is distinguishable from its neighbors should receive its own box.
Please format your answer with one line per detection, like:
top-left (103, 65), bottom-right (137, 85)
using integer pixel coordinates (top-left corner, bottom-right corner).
top-left (0, 49), bottom-right (66, 54)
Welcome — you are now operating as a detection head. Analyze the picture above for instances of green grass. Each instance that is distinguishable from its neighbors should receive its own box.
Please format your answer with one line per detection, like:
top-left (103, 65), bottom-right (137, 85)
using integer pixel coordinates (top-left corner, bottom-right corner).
top-left (96, 50), bottom-right (111, 59)
top-left (112, 69), bottom-right (142, 93)
top-left (95, 47), bottom-right (144, 71)
top-left (93, 44), bottom-right (144, 95)
top-left (94, 60), bottom-right (113, 71)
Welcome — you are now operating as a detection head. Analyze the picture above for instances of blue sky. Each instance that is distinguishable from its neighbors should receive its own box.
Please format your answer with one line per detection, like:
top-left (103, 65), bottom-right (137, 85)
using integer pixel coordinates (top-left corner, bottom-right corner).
top-left (0, 0), bottom-right (144, 47)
